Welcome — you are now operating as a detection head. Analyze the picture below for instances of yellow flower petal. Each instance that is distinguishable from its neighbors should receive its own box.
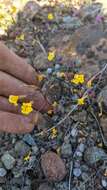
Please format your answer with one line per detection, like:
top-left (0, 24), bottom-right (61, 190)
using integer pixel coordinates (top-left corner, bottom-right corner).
top-left (37, 74), bottom-right (45, 82)
top-left (16, 34), bottom-right (24, 41)
top-left (21, 102), bottom-right (33, 115)
top-left (77, 97), bottom-right (85, 105)
top-left (48, 13), bottom-right (54, 20)
top-left (9, 95), bottom-right (19, 106)
top-left (23, 151), bottom-right (31, 161)
top-left (47, 109), bottom-right (53, 115)
top-left (52, 101), bottom-right (58, 107)
top-left (71, 74), bottom-right (85, 85)
top-left (48, 51), bottom-right (55, 61)
top-left (51, 127), bottom-right (57, 139)
top-left (10, 6), bottom-right (17, 14)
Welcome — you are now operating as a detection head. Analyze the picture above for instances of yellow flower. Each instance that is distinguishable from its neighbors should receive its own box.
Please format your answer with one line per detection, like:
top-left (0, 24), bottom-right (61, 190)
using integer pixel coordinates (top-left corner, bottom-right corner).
top-left (16, 34), bottom-right (24, 41)
top-left (71, 74), bottom-right (85, 85)
top-left (21, 102), bottom-right (33, 115)
top-left (10, 6), bottom-right (17, 14)
top-left (87, 80), bottom-right (92, 88)
top-left (9, 95), bottom-right (19, 106)
top-left (48, 51), bottom-right (55, 61)
top-left (47, 109), bottom-right (53, 115)
top-left (52, 101), bottom-right (58, 107)
top-left (77, 97), bottom-right (85, 105)
top-left (51, 128), bottom-right (57, 139)
top-left (48, 13), bottom-right (54, 20)
top-left (37, 74), bottom-right (45, 82)
top-left (23, 151), bottom-right (31, 161)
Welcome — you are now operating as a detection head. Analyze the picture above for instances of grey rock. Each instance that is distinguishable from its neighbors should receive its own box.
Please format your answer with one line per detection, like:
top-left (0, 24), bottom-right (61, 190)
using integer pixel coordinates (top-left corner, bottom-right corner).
top-left (11, 186), bottom-right (20, 190)
top-left (61, 142), bottom-right (72, 157)
top-left (0, 188), bottom-right (3, 190)
top-left (81, 172), bottom-right (89, 181)
top-left (1, 153), bottom-right (15, 170)
top-left (73, 168), bottom-right (82, 177)
top-left (102, 179), bottom-right (107, 187)
top-left (61, 17), bottom-right (82, 29)
top-left (47, 68), bottom-right (53, 74)
top-left (80, 4), bottom-right (102, 20)
top-left (38, 183), bottom-right (52, 190)
top-left (78, 143), bottom-right (85, 153)
top-left (63, 16), bottom-right (73, 23)
top-left (31, 145), bottom-right (39, 154)
top-left (33, 53), bottom-right (47, 70)
top-left (12, 167), bottom-right (23, 178)
top-left (22, 186), bottom-right (31, 190)
top-left (23, 134), bottom-right (36, 146)
top-left (55, 182), bottom-right (68, 190)
top-left (14, 141), bottom-right (30, 157)
top-left (71, 128), bottom-right (78, 137)
top-left (98, 85), bottom-right (107, 109)
top-left (84, 146), bottom-right (107, 165)
top-left (0, 168), bottom-right (7, 177)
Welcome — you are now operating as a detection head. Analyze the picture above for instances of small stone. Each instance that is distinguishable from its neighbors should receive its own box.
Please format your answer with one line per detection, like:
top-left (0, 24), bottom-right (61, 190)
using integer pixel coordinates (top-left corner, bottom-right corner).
top-left (47, 68), bottom-right (53, 74)
top-left (55, 182), bottom-right (68, 190)
top-left (38, 183), bottom-right (52, 190)
top-left (78, 143), bottom-right (85, 153)
top-left (0, 188), bottom-right (3, 190)
top-left (71, 128), bottom-right (78, 137)
top-left (55, 64), bottom-right (60, 70)
top-left (23, 134), bottom-right (36, 146)
top-left (33, 53), bottom-right (47, 70)
top-left (61, 142), bottom-right (72, 157)
top-left (41, 151), bottom-right (66, 181)
top-left (75, 151), bottom-right (82, 157)
top-left (81, 172), bottom-right (89, 181)
top-left (73, 168), bottom-right (82, 177)
top-left (61, 17), bottom-right (82, 29)
top-left (63, 16), bottom-right (73, 23)
top-left (0, 168), bottom-right (7, 177)
top-left (102, 179), bottom-right (107, 187)
top-left (1, 153), bottom-right (15, 170)
top-left (84, 146), bottom-right (106, 166)
top-left (31, 145), bottom-right (39, 154)
top-left (15, 140), bottom-right (30, 157)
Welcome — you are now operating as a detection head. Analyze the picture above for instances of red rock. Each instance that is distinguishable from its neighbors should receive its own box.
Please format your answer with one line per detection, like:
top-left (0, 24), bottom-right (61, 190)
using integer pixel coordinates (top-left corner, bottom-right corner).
top-left (41, 151), bottom-right (66, 181)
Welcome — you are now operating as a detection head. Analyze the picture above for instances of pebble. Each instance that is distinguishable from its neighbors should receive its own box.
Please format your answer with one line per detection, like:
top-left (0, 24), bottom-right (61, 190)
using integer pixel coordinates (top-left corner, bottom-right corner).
top-left (84, 146), bottom-right (106, 166)
top-left (61, 17), bottom-right (82, 29)
top-left (102, 179), bottom-right (107, 187)
top-left (55, 64), bottom-right (60, 70)
top-left (31, 145), bottom-right (39, 154)
top-left (81, 172), bottom-right (89, 181)
top-left (0, 168), bottom-right (7, 177)
top-left (78, 143), bottom-right (85, 153)
top-left (71, 128), bottom-right (78, 137)
top-left (61, 142), bottom-right (72, 157)
top-left (55, 182), bottom-right (68, 190)
top-left (14, 140), bottom-right (30, 157)
top-left (41, 151), bottom-right (66, 181)
top-left (23, 134), bottom-right (36, 146)
top-left (47, 68), bottom-right (53, 74)
top-left (73, 168), bottom-right (82, 177)
top-left (1, 153), bottom-right (15, 170)
top-left (38, 183), bottom-right (52, 190)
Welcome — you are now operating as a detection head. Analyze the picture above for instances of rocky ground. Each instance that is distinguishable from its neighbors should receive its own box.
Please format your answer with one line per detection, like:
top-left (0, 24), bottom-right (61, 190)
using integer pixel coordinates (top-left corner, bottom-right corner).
top-left (0, 0), bottom-right (107, 189)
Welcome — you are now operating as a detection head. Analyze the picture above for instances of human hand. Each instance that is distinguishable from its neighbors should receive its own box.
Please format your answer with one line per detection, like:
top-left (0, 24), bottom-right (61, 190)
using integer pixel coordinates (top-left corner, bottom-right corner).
top-left (0, 42), bottom-right (51, 134)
